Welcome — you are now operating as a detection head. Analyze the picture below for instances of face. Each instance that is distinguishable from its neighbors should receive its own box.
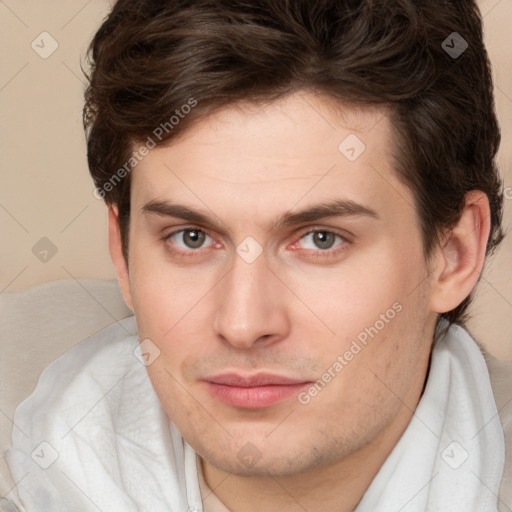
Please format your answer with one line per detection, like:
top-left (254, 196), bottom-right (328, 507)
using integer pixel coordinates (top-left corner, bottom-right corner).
top-left (115, 92), bottom-right (439, 477)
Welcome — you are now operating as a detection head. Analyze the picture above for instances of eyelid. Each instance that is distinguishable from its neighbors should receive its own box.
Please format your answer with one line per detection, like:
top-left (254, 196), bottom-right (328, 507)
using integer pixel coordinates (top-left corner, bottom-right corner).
top-left (162, 225), bottom-right (353, 256)
top-left (293, 225), bottom-right (354, 244)
top-left (287, 227), bottom-right (347, 254)
top-left (163, 226), bottom-right (217, 247)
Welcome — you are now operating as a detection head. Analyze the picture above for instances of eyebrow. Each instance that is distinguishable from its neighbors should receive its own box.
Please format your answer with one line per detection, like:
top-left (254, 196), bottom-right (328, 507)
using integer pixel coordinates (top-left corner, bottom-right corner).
top-left (141, 198), bottom-right (379, 231)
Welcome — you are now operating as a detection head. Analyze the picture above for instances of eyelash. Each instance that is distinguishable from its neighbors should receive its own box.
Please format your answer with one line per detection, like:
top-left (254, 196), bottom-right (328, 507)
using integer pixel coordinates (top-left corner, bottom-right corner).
top-left (162, 226), bottom-right (351, 259)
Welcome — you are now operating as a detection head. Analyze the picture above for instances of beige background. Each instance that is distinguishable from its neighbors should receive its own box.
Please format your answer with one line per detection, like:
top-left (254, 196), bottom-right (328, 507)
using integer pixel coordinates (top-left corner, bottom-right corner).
top-left (0, 0), bottom-right (511, 359)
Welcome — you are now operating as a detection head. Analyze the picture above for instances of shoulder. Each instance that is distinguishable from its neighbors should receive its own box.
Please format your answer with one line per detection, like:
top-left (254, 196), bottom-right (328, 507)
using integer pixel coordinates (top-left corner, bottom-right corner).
top-left (12, 315), bottom-right (140, 425)
top-left (10, 315), bottom-right (145, 447)
top-left (4, 316), bottom-right (157, 510)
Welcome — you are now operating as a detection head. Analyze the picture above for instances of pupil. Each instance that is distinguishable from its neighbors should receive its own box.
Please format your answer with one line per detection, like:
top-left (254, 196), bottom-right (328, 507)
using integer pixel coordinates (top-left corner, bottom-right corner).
top-left (184, 230), bottom-right (205, 249)
top-left (314, 231), bottom-right (334, 249)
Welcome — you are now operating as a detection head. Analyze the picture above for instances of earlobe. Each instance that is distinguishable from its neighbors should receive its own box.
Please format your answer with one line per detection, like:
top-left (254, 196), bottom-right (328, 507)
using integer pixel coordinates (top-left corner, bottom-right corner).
top-left (108, 206), bottom-right (133, 310)
top-left (429, 190), bottom-right (491, 314)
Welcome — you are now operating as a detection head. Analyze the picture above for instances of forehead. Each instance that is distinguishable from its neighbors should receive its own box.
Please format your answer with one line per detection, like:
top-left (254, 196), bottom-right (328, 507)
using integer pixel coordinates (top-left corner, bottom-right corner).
top-left (129, 91), bottom-right (415, 230)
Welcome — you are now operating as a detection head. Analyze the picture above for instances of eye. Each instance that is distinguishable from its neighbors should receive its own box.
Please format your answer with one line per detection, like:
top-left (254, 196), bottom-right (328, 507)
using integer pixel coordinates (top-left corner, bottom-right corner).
top-left (163, 227), bottom-right (349, 259)
top-left (296, 230), bottom-right (346, 253)
top-left (166, 228), bottom-right (214, 251)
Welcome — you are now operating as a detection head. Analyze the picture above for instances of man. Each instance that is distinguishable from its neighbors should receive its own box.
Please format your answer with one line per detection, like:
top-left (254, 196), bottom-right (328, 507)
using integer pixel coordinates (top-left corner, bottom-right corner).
top-left (4, 0), bottom-right (511, 511)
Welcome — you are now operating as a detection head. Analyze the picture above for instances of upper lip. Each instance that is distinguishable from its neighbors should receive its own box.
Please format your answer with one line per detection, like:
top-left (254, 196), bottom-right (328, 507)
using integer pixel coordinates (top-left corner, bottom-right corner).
top-left (204, 373), bottom-right (310, 387)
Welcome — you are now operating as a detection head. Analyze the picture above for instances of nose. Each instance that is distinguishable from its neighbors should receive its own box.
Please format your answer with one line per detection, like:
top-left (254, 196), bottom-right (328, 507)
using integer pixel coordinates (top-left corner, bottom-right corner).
top-left (213, 249), bottom-right (290, 349)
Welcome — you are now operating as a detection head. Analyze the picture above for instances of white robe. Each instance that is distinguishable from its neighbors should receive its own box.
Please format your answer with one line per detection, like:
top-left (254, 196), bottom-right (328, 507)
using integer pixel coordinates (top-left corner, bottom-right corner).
top-left (5, 316), bottom-right (505, 511)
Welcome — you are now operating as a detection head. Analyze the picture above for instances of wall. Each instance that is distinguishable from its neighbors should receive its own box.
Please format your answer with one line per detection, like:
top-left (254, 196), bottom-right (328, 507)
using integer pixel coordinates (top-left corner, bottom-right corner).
top-left (1, 0), bottom-right (511, 358)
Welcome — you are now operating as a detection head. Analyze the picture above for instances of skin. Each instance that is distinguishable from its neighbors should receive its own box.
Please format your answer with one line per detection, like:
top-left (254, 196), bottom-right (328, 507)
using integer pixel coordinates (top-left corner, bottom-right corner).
top-left (108, 91), bottom-right (490, 512)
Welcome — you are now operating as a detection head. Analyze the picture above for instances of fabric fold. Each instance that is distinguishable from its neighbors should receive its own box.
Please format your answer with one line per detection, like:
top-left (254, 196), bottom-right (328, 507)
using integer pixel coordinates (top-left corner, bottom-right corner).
top-left (355, 322), bottom-right (505, 511)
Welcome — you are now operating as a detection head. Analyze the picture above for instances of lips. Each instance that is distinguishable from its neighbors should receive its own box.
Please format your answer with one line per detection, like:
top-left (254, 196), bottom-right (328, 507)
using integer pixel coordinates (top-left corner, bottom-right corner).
top-left (203, 373), bottom-right (312, 409)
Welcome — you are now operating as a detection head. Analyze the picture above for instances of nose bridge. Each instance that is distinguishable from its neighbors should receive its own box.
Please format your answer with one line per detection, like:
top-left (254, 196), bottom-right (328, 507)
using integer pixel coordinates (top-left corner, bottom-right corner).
top-left (213, 250), bottom-right (287, 348)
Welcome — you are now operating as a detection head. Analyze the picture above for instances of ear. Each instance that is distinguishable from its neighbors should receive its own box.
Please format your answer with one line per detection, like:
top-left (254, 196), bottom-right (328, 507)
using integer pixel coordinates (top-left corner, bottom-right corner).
top-left (429, 190), bottom-right (491, 314)
top-left (108, 206), bottom-right (133, 310)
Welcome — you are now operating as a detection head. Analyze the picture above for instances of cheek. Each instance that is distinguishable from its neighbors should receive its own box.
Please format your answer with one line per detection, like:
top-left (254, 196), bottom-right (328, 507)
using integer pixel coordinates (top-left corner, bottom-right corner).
top-left (128, 245), bottom-right (213, 341)
top-left (281, 246), bottom-right (422, 343)
top-left (144, 362), bottom-right (213, 445)
top-left (294, 247), bottom-right (431, 402)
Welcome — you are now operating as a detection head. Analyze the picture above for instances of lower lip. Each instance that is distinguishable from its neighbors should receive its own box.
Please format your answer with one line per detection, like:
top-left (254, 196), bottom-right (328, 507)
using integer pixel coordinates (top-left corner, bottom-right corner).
top-left (204, 382), bottom-right (310, 409)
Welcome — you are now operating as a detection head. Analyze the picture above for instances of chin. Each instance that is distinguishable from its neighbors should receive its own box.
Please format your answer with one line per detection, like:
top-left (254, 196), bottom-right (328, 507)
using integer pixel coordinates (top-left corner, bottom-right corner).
top-left (195, 427), bottom-right (359, 479)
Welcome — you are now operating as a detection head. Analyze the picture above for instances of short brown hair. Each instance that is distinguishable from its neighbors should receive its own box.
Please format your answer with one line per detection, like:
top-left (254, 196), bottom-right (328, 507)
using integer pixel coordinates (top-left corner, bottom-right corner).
top-left (83, 0), bottom-right (504, 326)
